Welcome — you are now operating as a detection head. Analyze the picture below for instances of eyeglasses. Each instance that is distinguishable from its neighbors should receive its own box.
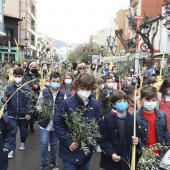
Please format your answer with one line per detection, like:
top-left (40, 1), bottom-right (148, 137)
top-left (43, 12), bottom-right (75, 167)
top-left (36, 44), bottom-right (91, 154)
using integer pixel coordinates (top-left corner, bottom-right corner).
top-left (79, 68), bottom-right (85, 70)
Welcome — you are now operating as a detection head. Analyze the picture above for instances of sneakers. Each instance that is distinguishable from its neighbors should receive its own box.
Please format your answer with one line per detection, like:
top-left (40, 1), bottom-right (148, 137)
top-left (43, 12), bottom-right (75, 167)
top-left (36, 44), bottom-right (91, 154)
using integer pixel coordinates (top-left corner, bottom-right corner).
top-left (40, 164), bottom-right (48, 170)
top-left (50, 162), bottom-right (59, 170)
top-left (19, 143), bottom-right (26, 150)
top-left (8, 151), bottom-right (15, 159)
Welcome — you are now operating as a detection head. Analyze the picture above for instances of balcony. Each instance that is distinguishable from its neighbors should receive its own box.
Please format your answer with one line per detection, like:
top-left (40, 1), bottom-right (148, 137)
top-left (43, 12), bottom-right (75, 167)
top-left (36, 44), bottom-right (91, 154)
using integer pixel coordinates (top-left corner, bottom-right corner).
top-left (130, 0), bottom-right (139, 7)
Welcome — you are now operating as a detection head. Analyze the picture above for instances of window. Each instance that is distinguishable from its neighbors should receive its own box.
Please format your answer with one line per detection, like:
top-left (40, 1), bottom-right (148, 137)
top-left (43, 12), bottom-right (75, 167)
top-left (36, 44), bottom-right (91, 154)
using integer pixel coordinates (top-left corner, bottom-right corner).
top-left (5, 28), bottom-right (13, 38)
top-left (21, 11), bottom-right (25, 20)
top-left (21, 30), bottom-right (25, 39)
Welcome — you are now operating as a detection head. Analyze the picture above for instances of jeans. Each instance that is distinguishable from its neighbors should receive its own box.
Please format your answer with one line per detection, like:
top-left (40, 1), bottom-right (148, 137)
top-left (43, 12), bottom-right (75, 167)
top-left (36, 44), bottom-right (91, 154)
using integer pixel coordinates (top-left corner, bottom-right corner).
top-left (10, 118), bottom-right (27, 152)
top-left (40, 129), bottom-right (57, 165)
top-left (63, 161), bottom-right (90, 170)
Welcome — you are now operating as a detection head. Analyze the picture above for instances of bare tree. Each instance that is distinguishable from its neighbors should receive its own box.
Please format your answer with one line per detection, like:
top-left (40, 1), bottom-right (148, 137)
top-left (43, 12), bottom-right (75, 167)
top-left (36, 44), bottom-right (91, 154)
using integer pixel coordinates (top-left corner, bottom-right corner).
top-left (127, 13), bottom-right (160, 65)
top-left (106, 36), bottom-right (117, 55)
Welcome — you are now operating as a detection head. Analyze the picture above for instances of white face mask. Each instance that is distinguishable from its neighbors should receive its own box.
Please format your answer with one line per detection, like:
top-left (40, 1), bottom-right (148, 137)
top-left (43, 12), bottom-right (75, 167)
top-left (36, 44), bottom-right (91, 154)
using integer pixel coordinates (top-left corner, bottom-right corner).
top-left (130, 69), bottom-right (134, 72)
top-left (77, 90), bottom-right (91, 101)
top-left (101, 84), bottom-right (105, 90)
top-left (107, 83), bottom-right (114, 89)
top-left (14, 77), bottom-right (22, 84)
top-left (65, 79), bottom-right (72, 85)
top-left (112, 77), bottom-right (115, 81)
top-left (143, 101), bottom-right (157, 111)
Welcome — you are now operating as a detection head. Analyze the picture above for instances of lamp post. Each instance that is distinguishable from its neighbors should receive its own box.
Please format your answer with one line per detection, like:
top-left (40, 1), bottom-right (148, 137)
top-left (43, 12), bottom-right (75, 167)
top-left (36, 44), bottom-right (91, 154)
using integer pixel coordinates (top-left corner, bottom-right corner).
top-left (25, 37), bottom-right (29, 60)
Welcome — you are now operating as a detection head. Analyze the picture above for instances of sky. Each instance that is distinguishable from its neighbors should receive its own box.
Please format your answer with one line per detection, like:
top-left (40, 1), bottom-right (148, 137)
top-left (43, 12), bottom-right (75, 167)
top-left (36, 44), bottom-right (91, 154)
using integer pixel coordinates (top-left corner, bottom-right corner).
top-left (37, 0), bottom-right (129, 44)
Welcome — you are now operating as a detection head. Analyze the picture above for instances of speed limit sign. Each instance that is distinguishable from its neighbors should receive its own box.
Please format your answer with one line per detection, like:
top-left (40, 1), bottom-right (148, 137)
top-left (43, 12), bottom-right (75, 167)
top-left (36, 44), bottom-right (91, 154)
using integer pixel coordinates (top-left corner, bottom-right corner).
top-left (140, 42), bottom-right (148, 52)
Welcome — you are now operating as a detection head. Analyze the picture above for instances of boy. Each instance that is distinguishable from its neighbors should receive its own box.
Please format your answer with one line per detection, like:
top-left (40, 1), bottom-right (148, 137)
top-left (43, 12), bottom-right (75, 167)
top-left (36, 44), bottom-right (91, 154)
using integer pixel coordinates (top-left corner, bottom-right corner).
top-left (37, 72), bottom-right (66, 170)
top-left (53, 73), bottom-right (102, 170)
top-left (137, 85), bottom-right (170, 155)
top-left (2, 67), bottom-right (33, 159)
top-left (100, 76), bottom-right (117, 116)
top-left (100, 90), bottom-right (139, 170)
top-left (0, 112), bottom-right (15, 170)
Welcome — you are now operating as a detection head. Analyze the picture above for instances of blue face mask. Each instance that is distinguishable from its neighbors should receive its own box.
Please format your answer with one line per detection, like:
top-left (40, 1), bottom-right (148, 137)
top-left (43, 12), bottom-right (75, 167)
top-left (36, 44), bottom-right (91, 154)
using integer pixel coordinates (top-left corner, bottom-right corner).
top-left (132, 80), bottom-right (136, 84)
top-left (51, 82), bottom-right (60, 90)
top-left (115, 101), bottom-right (128, 113)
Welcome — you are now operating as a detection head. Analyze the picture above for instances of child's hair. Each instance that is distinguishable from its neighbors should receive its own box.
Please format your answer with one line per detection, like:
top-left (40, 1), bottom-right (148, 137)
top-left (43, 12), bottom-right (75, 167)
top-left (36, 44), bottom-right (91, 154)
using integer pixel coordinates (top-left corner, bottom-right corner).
top-left (95, 77), bottom-right (104, 85)
top-left (124, 85), bottom-right (135, 95)
top-left (159, 77), bottom-right (170, 96)
top-left (50, 72), bottom-right (61, 80)
top-left (73, 73), bottom-right (96, 90)
top-left (110, 90), bottom-right (127, 104)
top-left (148, 76), bottom-right (156, 85)
top-left (104, 76), bottom-right (113, 83)
top-left (141, 85), bottom-right (157, 100)
top-left (13, 67), bottom-right (24, 76)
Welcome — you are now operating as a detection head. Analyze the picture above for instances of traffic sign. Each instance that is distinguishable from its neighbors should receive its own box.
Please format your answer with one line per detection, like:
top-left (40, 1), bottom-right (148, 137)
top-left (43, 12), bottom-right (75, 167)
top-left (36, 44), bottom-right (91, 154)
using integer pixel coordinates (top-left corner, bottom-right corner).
top-left (140, 42), bottom-right (149, 52)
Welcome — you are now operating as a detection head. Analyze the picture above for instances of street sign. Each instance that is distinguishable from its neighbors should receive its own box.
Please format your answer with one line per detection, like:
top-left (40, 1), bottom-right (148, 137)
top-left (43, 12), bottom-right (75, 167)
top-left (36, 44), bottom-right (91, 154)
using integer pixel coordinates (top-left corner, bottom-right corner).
top-left (140, 42), bottom-right (149, 52)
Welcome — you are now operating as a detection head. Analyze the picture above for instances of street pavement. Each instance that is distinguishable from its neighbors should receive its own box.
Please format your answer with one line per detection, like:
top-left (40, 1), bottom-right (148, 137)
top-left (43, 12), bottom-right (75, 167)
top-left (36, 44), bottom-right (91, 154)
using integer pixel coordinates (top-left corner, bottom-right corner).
top-left (8, 123), bottom-right (104, 170)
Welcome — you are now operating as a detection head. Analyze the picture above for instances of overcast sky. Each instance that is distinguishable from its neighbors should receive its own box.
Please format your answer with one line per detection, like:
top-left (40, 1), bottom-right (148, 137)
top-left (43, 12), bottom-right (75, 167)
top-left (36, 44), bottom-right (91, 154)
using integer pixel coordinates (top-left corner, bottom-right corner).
top-left (37, 0), bottom-right (129, 44)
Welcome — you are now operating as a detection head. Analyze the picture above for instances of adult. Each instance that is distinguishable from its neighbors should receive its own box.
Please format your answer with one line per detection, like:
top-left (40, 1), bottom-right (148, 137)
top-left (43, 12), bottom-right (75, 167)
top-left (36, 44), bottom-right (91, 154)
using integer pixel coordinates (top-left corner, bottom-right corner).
top-left (24, 61), bottom-right (40, 133)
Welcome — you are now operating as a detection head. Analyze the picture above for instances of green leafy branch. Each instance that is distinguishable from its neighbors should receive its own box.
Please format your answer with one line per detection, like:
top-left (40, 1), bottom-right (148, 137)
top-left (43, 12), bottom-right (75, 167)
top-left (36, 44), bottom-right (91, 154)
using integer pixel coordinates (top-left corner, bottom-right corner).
top-left (63, 106), bottom-right (101, 155)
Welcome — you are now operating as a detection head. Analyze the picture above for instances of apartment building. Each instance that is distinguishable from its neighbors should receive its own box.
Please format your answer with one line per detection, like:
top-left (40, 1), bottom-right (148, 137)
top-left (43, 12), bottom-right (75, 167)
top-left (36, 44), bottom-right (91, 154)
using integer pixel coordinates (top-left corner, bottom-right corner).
top-left (19, 0), bottom-right (38, 59)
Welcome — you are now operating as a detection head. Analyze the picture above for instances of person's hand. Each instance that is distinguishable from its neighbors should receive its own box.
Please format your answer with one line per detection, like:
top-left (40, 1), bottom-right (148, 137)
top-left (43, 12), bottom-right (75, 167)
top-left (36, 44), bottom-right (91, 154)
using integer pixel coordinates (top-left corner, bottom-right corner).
top-left (112, 153), bottom-right (121, 162)
top-left (25, 115), bottom-right (31, 120)
top-left (132, 136), bottom-right (139, 145)
top-left (69, 142), bottom-right (79, 151)
top-left (105, 95), bottom-right (110, 99)
top-left (141, 147), bottom-right (146, 151)
top-left (33, 85), bottom-right (38, 89)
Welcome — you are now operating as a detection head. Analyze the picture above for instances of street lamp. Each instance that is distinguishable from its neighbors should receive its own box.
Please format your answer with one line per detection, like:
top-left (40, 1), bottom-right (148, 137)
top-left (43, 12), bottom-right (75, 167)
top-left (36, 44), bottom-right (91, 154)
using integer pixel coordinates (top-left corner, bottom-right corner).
top-left (25, 37), bottom-right (29, 60)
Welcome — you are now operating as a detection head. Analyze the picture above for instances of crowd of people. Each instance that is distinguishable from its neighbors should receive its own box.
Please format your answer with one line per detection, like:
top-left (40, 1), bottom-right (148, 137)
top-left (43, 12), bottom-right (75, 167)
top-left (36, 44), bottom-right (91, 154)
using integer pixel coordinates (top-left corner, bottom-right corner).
top-left (0, 60), bottom-right (170, 170)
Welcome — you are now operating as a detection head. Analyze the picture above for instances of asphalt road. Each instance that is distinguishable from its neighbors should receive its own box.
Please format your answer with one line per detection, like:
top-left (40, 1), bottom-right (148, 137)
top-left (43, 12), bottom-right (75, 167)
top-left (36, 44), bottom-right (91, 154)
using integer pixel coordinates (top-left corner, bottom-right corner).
top-left (8, 123), bottom-right (104, 170)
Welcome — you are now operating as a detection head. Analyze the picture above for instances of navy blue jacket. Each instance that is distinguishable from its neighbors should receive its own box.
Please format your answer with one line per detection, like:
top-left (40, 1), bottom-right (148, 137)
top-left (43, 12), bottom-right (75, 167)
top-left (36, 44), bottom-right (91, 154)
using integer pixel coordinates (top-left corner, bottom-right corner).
top-left (5, 83), bottom-right (33, 119)
top-left (0, 112), bottom-right (15, 170)
top-left (100, 113), bottom-right (140, 170)
top-left (38, 88), bottom-right (65, 129)
top-left (136, 107), bottom-right (170, 148)
top-left (53, 93), bottom-right (102, 165)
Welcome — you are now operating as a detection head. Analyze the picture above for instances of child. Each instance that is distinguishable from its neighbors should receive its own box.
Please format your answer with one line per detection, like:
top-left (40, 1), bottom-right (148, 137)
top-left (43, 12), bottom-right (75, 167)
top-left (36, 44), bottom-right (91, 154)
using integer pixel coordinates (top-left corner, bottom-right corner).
top-left (0, 112), bottom-right (15, 170)
top-left (53, 73), bottom-right (102, 170)
top-left (124, 85), bottom-right (141, 115)
top-left (100, 76), bottom-right (117, 116)
top-left (2, 67), bottom-right (33, 159)
top-left (100, 90), bottom-right (139, 170)
top-left (37, 72), bottom-right (66, 170)
top-left (137, 85), bottom-right (170, 156)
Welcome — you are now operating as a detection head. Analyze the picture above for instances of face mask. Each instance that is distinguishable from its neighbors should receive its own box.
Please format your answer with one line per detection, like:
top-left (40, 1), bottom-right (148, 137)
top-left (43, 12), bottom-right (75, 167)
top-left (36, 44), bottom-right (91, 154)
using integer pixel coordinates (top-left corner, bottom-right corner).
top-left (132, 80), bottom-right (136, 84)
top-left (55, 65), bottom-right (58, 68)
top-left (43, 67), bottom-right (47, 70)
top-left (113, 70), bottom-right (118, 74)
top-left (77, 90), bottom-right (91, 101)
top-left (132, 96), bottom-right (139, 101)
top-left (31, 68), bottom-right (38, 74)
top-left (143, 101), bottom-right (157, 111)
top-left (45, 82), bottom-right (50, 87)
top-left (65, 79), bottom-right (72, 85)
top-left (14, 77), bottom-right (22, 84)
top-left (130, 69), bottom-right (134, 72)
top-left (112, 77), bottom-right (115, 81)
top-left (92, 65), bottom-right (96, 69)
top-left (107, 83), bottom-right (114, 89)
top-left (105, 66), bottom-right (109, 69)
top-left (101, 84), bottom-right (105, 90)
top-left (115, 101), bottom-right (128, 113)
top-left (51, 82), bottom-right (60, 90)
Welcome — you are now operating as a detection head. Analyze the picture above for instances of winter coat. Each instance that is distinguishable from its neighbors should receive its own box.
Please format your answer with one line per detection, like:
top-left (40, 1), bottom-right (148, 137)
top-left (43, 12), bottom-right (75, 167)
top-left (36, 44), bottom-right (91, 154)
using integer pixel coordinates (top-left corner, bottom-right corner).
top-left (136, 107), bottom-right (170, 148)
top-left (100, 112), bottom-right (140, 170)
top-left (0, 112), bottom-right (15, 170)
top-left (53, 93), bottom-right (102, 165)
top-left (5, 83), bottom-right (33, 119)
